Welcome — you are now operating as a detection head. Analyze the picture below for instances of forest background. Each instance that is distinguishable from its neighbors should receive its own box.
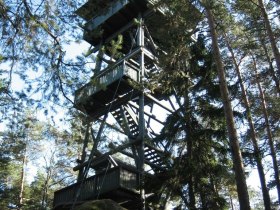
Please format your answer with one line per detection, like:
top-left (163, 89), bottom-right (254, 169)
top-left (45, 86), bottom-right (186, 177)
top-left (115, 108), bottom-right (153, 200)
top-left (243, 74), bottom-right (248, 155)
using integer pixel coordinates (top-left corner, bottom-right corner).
top-left (1, 0), bottom-right (280, 209)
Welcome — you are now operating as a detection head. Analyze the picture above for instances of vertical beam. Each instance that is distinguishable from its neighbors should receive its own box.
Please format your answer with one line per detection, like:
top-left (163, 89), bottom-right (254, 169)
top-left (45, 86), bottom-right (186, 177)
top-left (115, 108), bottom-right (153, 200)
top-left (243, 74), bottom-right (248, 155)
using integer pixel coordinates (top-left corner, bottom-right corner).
top-left (119, 106), bottom-right (139, 162)
top-left (77, 123), bottom-right (90, 182)
top-left (147, 103), bottom-right (154, 129)
top-left (94, 41), bottom-right (104, 74)
top-left (137, 16), bottom-right (146, 210)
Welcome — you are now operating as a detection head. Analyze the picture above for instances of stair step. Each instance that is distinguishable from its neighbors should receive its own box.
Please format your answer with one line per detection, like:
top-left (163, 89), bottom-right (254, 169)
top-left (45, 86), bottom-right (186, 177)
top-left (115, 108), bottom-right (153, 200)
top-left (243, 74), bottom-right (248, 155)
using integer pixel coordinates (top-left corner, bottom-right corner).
top-left (146, 157), bottom-right (161, 162)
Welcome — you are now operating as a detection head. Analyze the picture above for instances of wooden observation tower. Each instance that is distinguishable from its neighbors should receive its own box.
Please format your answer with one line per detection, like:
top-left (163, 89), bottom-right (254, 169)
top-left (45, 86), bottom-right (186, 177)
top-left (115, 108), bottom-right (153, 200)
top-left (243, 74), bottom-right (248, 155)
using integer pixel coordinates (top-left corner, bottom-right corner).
top-left (53, 0), bottom-right (175, 209)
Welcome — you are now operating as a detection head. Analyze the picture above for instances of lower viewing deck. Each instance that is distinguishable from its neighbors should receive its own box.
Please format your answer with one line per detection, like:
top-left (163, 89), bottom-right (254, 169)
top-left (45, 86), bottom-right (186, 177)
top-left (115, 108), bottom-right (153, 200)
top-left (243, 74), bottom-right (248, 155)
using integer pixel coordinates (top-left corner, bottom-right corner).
top-left (53, 165), bottom-right (140, 210)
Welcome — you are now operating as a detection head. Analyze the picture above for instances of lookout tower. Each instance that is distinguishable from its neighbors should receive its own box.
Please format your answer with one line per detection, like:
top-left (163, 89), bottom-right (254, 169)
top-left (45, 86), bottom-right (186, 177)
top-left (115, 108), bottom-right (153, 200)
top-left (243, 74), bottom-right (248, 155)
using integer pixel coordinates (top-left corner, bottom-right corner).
top-left (53, 0), bottom-right (176, 209)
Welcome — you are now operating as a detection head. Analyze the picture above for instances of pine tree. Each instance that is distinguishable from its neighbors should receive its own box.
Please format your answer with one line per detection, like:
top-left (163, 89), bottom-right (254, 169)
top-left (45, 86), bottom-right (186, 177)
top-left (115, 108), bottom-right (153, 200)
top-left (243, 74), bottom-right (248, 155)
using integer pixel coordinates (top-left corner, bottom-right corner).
top-left (222, 29), bottom-right (271, 209)
top-left (152, 32), bottom-right (234, 209)
top-left (251, 55), bottom-right (280, 203)
top-left (200, 1), bottom-right (250, 209)
top-left (256, 0), bottom-right (280, 77)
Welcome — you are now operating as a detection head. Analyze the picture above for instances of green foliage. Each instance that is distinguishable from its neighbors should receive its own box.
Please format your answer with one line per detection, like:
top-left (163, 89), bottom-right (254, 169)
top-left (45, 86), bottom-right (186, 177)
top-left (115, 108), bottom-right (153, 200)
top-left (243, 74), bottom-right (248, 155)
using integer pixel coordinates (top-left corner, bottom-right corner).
top-left (0, 106), bottom-right (82, 209)
top-left (107, 35), bottom-right (123, 61)
top-left (0, 0), bottom-right (280, 209)
top-left (0, 161), bottom-right (22, 209)
top-left (0, 0), bottom-right (90, 112)
top-left (150, 33), bottom-right (232, 209)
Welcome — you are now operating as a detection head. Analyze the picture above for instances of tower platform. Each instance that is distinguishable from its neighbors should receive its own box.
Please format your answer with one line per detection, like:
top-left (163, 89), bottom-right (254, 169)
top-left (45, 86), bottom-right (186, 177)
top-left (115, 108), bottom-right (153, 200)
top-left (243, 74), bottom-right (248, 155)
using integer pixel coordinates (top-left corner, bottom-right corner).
top-left (74, 58), bottom-right (141, 119)
top-left (53, 162), bottom-right (140, 210)
top-left (74, 47), bottom-right (161, 119)
top-left (76, 0), bottom-right (164, 49)
top-left (53, 154), bottom-right (168, 210)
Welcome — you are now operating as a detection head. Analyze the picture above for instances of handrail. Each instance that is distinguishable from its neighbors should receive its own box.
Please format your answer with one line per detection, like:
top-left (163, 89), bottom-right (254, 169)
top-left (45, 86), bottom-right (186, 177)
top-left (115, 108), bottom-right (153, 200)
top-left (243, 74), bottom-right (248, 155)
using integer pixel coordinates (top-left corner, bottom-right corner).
top-left (94, 47), bottom-right (141, 79)
top-left (53, 167), bottom-right (119, 206)
top-left (53, 166), bottom-right (139, 208)
top-left (74, 48), bottom-right (142, 100)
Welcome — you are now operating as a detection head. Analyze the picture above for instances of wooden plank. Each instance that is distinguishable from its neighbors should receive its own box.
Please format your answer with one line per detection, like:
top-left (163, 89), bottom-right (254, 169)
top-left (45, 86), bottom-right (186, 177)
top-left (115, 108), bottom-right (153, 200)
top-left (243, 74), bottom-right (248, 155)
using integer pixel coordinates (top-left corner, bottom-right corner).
top-left (146, 156), bottom-right (160, 161)
top-left (54, 167), bottom-right (125, 207)
top-left (144, 142), bottom-right (166, 155)
top-left (145, 151), bottom-right (158, 157)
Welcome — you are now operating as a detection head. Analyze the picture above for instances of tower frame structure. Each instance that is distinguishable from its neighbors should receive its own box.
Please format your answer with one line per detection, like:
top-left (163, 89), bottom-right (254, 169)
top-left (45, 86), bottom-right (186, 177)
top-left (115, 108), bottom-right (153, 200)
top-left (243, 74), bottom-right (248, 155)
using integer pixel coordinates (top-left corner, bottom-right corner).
top-left (53, 1), bottom-right (176, 209)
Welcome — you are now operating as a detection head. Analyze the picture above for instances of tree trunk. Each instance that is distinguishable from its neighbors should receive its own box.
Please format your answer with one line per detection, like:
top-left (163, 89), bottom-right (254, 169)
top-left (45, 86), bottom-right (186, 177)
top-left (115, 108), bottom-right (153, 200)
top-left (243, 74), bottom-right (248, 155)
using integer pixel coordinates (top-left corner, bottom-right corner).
top-left (41, 171), bottom-right (51, 208)
top-left (200, 192), bottom-right (207, 210)
top-left (252, 55), bottom-right (280, 203)
top-left (229, 193), bottom-right (235, 210)
top-left (188, 174), bottom-right (196, 210)
top-left (259, 37), bottom-right (280, 95)
top-left (19, 144), bottom-right (27, 210)
top-left (258, 0), bottom-right (280, 77)
top-left (185, 92), bottom-right (196, 209)
top-left (203, 4), bottom-right (251, 210)
top-left (224, 34), bottom-right (271, 210)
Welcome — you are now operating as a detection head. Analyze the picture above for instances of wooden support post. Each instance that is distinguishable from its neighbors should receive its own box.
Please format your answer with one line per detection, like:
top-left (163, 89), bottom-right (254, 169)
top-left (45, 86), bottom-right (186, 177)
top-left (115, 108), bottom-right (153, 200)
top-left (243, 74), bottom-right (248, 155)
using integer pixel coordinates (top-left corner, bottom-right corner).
top-left (137, 16), bottom-right (146, 210)
top-left (77, 123), bottom-right (90, 182)
top-left (94, 41), bottom-right (104, 74)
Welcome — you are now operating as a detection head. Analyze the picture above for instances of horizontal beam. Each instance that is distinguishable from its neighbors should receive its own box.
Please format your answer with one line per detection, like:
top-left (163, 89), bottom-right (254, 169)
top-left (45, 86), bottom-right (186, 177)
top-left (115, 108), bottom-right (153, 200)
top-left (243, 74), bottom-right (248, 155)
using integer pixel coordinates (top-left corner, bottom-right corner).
top-left (90, 20), bottom-right (136, 53)
top-left (73, 139), bottom-right (141, 171)
top-left (144, 93), bottom-right (174, 113)
top-left (92, 47), bottom-right (141, 79)
top-left (144, 142), bottom-right (166, 155)
top-left (97, 118), bottom-right (126, 135)
top-left (128, 101), bottom-right (164, 125)
top-left (88, 87), bottom-right (141, 119)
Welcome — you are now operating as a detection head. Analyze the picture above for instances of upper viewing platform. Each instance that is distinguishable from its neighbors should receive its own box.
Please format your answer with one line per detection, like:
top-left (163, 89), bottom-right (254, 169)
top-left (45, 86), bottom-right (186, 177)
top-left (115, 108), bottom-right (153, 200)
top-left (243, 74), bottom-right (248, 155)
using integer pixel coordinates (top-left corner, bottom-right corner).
top-left (76, 0), bottom-right (163, 46)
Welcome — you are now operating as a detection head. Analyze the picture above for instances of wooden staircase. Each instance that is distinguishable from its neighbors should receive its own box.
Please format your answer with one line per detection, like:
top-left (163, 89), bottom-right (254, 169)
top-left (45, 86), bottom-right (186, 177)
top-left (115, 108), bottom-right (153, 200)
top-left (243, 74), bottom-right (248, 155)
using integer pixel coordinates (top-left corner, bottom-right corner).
top-left (144, 143), bottom-right (168, 172)
top-left (111, 106), bottom-right (139, 137)
top-left (111, 105), bottom-right (169, 173)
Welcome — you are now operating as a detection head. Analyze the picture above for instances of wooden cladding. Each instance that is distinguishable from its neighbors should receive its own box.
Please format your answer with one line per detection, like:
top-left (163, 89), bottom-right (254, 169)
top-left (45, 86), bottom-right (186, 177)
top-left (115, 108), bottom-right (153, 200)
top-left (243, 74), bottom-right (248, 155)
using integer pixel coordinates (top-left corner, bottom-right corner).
top-left (53, 166), bottom-right (138, 209)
